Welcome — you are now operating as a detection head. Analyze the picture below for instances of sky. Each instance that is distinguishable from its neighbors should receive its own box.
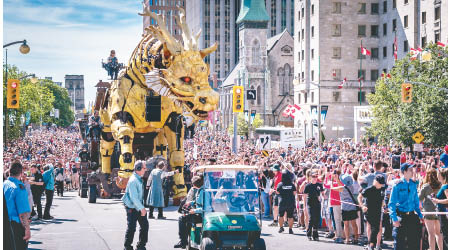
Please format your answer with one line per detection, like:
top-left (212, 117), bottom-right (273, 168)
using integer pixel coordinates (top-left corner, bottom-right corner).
top-left (3, 0), bottom-right (145, 107)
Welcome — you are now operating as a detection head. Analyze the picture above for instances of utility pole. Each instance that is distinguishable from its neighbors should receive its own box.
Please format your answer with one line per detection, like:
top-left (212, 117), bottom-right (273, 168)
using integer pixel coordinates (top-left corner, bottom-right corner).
top-left (318, 56), bottom-right (321, 147)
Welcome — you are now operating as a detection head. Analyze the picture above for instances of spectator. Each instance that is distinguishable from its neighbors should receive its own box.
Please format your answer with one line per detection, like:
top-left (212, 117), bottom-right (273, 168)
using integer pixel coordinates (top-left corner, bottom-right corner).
top-left (146, 161), bottom-right (177, 219)
top-left (55, 162), bottom-right (65, 196)
top-left (277, 170), bottom-right (296, 234)
top-left (433, 168), bottom-right (448, 249)
top-left (4, 162), bottom-right (31, 250)
top-left (336, 174), bottom-right (359, 244)
top-left (30, 164), bottom-right (44, 220)
top-left (302, 170), bottom-right (324, 241)
top-left (42, 164), bottom-right (55, 220)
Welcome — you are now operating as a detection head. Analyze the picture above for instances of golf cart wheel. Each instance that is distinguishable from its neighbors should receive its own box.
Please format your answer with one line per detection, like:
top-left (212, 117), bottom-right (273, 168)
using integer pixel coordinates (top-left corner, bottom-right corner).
top-left (186, 233), bottom-right (196, 250)
top-left (200, 237), bottom-right (215, 250)
top-left (88, 184), bottom-right (97, 203)
top-left (253, 238), bottom-right (266, 250)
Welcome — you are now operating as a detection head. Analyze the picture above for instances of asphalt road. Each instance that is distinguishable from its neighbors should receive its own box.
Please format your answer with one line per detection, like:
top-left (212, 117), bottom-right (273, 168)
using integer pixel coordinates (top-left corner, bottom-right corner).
top-left (28, 191), bottom-right (392, 250)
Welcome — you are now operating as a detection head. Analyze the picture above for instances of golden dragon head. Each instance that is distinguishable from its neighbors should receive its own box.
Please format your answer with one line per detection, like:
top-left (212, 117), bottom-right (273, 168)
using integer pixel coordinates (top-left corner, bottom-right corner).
top-left (128, 4), bottom-right (219, 121)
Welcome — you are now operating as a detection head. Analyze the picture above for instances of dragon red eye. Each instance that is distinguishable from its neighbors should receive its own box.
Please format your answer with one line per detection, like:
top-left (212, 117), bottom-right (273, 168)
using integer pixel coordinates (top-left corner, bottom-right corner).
top-left (180, 77), bottom-right (192, 84)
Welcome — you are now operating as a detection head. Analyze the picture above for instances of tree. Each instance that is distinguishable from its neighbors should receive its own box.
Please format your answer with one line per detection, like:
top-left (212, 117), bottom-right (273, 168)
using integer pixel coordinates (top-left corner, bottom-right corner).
top-left (228, 113), bottom-right (264, 136)
top-left (367, 44), bottom-right (448, 146)
top-left (43, 81), bottom-right (75, 127)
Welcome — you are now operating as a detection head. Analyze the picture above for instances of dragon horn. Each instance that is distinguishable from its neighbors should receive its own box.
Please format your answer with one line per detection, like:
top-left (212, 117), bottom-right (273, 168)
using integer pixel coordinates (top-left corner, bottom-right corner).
top-left (200, 42), bottom-right (218, 58)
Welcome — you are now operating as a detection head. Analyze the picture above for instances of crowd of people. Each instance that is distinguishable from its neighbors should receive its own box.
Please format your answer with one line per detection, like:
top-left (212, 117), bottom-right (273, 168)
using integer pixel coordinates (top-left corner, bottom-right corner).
top-left (3, 124), bottom-right (449, 250)
top-left (3, 126), bottom-right (82, 249)
top-left (179, 129), bottom-right (448, 250)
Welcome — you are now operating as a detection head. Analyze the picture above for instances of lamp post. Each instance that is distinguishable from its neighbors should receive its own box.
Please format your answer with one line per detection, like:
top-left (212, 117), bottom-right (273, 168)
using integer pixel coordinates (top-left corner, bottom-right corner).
top-left (3, 40), bottom-right (30, 144)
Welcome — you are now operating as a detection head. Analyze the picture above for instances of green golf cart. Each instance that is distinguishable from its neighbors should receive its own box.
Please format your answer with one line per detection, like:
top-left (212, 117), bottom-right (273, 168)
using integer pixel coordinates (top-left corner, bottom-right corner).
top-left (187, 165), bottom-right (266, 250)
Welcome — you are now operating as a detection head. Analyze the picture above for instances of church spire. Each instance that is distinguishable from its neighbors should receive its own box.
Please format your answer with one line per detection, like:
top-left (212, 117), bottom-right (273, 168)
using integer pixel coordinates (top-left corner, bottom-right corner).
top-left (236, 0), bottom-right (270, 26)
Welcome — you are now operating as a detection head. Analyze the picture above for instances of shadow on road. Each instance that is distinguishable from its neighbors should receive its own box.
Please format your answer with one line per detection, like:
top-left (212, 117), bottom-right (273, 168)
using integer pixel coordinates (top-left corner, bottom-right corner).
top-left (31, 218), bottom-right (78, 225)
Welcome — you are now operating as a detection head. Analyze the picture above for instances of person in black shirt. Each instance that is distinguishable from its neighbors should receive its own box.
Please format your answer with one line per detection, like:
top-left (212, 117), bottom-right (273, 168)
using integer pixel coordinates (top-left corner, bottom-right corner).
top-left (302, 171), bottom-right (324, 240)
top-left (30, 165), bottom-right (44, 220)
top-left (276, 170), bottom-right (296, 234)
top-left (358, 174), bottom-right (385, 250)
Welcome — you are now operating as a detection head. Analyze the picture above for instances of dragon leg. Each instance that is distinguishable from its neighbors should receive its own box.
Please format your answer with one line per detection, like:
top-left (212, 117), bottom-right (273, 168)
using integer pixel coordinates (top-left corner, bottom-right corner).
top-left (164, 113), bottom-right (187, 205)
top-left (100, 138), bottom-right (116, 174)
top-left (111, 119), bottom-right (135, 189)
top-left (153, 130), bottom-right (168, 158)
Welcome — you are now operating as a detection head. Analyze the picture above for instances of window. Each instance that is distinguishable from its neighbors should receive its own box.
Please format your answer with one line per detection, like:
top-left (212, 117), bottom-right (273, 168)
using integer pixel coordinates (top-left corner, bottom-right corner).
top-left (358, 25), bottom-right (366, 37)
top-left (393, 0), bottom-right (396, 9)
top-left (302, 71), bottom-right (305, 79)
top-left (332, 47), bottom-right (342, 58)
top-left (404, 0), bottom-right (408, 4)
top-left (298, 11), bottom-right (301, 21)
top-left (383, 1), bottom-right (387, 13)
top-left (392, 19), bottom-right (397, 32)
top-left (357, 47), bottom-right (366, 59)
top-left (332, 69), bottom-right (341, 80)
top-left (392, 43), bottom-right (395, 55)
top-left (311, 70), bottom-right (314, 81)
top-left (304, 92), bottom-right (308, 103)
top-left (311, 4), bottom-right (314, 15)
top-left (422, 36), bottom-right (427, 47)
top-left (302, 7), bottom-right (304, 18)
top-left (311, 26), bottom-right (314, 38)
top-left (371, 25), bottom-right (379, 37)
top-left (435, 32), bottom-right (441, 43)
top-left (332, 92), bottom-right (341, 102)
top-left (422, 12), bottom-right (426, 24)
top-left (435, 6), bottom-right (440, 20)
top-left (383, 23), bottom-right (387, 36)
top-left (370, 70), bottom-right (379, 81)
top-left (311, 92), bottom-right (315, 103)
top-left (302, 29), bottom-right (305, 40)
top-left (311, 49), bottom-right (314, 59)
top-left (298, 94), bottom-right (301, 104)
top-left (383, 69), bottom-right (387, 73)
top-left (252, 39), bottom-right (261, 65)
top-left (403, 40), bottom-right (409, 52)
top-left (358, 70), bottom-right (366, 80)
top-left (257, 86), bottom-right (261, 105)
top-left (332, 2), bottom-right (341, 13)
top-left (358, 91), bottom-right (366, 103)
top-left (333, 24), bottom-right (341, 36)
top-left (298, 52), bottom-right (301, 62)
top-left (371, 3), bottom-right (379, 14)
top-left (383, 46), bottom-right (387, 57)
top-left (371, 48), bottom-right (379, 59)
top-left (358, 3), bottom-right (366, 14)
top-left (302, 50), bottom-right (304, 60)
top-left (404, 15), bottom-right (408, 28)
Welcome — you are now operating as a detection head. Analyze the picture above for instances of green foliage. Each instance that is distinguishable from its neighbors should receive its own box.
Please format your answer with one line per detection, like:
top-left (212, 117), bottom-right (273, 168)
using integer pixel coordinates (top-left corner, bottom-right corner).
top-left (228, 113), bottom-right (264, 136)
top-left (3, 65), bottom-right (75, 140)
top-left (367, 44), bottom-right (448, 146)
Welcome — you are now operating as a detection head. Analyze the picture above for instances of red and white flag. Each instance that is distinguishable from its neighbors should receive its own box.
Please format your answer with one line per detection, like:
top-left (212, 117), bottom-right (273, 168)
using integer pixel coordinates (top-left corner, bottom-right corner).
top-left (361, 46), bottom-right (371, 56)
top-left (410, 48), bottom-right (420, 60)
top-left (381, 73), bottom-right (391, 78)
top-left (338, 78), bottom-right (347, 89)
top-left (282, 105), bottom-right (293, 118)
top-left (416, 47), bottom-right (423, 52)
top-left (394, 36), bottom-right (398, 60)
top-left (289, 105), bottom-right (301, 119)
top-left (436, 41), bottom-right (446, 47)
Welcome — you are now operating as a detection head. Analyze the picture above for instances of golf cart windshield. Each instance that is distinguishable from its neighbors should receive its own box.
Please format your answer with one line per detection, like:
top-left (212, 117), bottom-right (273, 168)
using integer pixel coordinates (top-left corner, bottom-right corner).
top-left (203, 169), bottom-right (260, 214)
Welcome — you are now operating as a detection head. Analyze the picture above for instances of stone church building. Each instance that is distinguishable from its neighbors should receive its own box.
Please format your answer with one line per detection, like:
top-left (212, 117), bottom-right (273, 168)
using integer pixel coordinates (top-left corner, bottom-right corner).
top-left (218, 0), bottom-right (294, 130)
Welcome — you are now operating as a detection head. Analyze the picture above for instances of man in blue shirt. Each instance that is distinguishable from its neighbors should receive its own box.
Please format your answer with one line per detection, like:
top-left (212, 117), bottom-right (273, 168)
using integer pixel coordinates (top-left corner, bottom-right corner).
top-left (4, 162), bottom-right (31, 250)
top-left (388, 163), bottom-right (423, 250)
top-left (122, 160), bottom-right (149, 250)
top-left (42, 164), bottom-right (55, 219)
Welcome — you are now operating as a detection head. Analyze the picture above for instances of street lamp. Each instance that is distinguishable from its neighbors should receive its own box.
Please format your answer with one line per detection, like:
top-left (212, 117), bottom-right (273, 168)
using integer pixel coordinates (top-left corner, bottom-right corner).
top-left (3, 39), bottom-right (30, 144)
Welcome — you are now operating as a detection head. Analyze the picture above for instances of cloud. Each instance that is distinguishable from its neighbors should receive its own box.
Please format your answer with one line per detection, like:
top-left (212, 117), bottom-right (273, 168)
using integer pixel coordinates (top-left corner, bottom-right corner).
top-left (3, 0), bottom-right (144, 107)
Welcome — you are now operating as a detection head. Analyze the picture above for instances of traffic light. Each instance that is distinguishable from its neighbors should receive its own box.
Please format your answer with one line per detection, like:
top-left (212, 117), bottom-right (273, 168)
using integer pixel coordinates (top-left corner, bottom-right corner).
top-left (401, 83), bottom-right (412, 103)
top-left (7, 79), bottom-right (20, 109)
top-left (232, 86), bottom-right (244, 113)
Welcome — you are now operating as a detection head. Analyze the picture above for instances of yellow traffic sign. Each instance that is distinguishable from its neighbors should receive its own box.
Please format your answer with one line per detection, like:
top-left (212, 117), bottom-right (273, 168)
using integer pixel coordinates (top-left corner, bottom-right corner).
top-left (412, 132), bottom-right (424, 144)
top-left (261, 150), bottom-right (269, 157)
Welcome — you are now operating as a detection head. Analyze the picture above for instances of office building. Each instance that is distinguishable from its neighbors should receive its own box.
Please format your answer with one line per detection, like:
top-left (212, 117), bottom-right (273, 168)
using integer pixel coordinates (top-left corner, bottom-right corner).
top-left (64, 75), bottom-right (85, 112)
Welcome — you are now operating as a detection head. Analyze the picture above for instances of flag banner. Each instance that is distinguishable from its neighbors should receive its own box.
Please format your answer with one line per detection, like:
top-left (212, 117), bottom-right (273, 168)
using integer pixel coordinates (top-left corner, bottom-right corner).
top-left (394, 36), bottom-right (398, 60)
top-left (436, 41), bottom-right (446, 47)
top-left (321, 106), bottom-right (328, 125)
top-left (338, 78), bottom-right (347, 89)
top-left (361, 46), bottom-right (371, 56)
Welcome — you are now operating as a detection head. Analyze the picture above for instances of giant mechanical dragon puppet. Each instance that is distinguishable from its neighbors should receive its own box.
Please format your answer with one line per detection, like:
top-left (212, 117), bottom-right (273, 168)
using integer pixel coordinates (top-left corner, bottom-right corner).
top-left (98, 4), bottom-right (219, 202)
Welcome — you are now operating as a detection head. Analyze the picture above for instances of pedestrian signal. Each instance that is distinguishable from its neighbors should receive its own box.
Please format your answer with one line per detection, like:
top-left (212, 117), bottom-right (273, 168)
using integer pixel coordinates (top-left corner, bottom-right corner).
top-left (233, 86), bottom-right (244, 113)
top-left (401, 83), bottom-right (412, 103)
top-left (7, 79), bottom-right (20, 109)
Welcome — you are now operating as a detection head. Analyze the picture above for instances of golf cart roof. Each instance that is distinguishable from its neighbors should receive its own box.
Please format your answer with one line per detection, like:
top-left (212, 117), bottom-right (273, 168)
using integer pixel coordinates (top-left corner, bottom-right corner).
top-left (193, 165), bottom-right (258, 172)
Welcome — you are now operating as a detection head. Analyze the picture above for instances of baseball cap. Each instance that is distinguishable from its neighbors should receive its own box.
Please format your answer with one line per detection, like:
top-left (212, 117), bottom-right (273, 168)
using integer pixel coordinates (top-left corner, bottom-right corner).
top-left (340, 174), bottom-right (354, 186)
top-left (400, 163), bottom-right (414, 172)
top-left (375, 174), bottom-right (386, 185)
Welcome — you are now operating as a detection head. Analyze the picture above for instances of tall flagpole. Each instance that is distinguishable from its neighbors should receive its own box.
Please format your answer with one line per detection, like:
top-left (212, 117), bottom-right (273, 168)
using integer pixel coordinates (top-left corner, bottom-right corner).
top-left (359, 40), bottom-right (362, 106)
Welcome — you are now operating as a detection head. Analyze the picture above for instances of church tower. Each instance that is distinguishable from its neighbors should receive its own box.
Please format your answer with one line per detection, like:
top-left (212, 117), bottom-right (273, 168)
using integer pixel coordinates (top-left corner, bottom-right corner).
top-left (236, 0), bottom-right (271, 125)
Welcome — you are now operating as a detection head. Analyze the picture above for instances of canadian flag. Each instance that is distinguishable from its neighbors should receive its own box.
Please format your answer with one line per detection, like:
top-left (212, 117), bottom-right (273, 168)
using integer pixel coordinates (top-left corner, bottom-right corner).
top-left (361, 46), bottom-right (371, 56)
top-left (436, 41), bottom-right (446, 47)
top-left (282, 105), bottom-right (293, 118)
top-left (289, 104), bottom-right (301, 119)
top-left (410, 48), bottom-right (420, 60)
top-left (381, 73), bottom-right (391, 78)
top-left (338, 78), bottom-right (347, 89)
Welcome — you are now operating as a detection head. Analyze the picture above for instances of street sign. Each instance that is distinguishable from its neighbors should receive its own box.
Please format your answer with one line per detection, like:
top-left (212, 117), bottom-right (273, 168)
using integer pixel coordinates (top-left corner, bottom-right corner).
top-left (247, 90), bottom-right (256, 100)
top-left (413, 144), bottom-right (424, 152)
top-left (412, 131), bottom-right (424, 143)
top-left (258, 135), bottom-right (271, 150)
top-left (261, 150), bottom-right (269, 157)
